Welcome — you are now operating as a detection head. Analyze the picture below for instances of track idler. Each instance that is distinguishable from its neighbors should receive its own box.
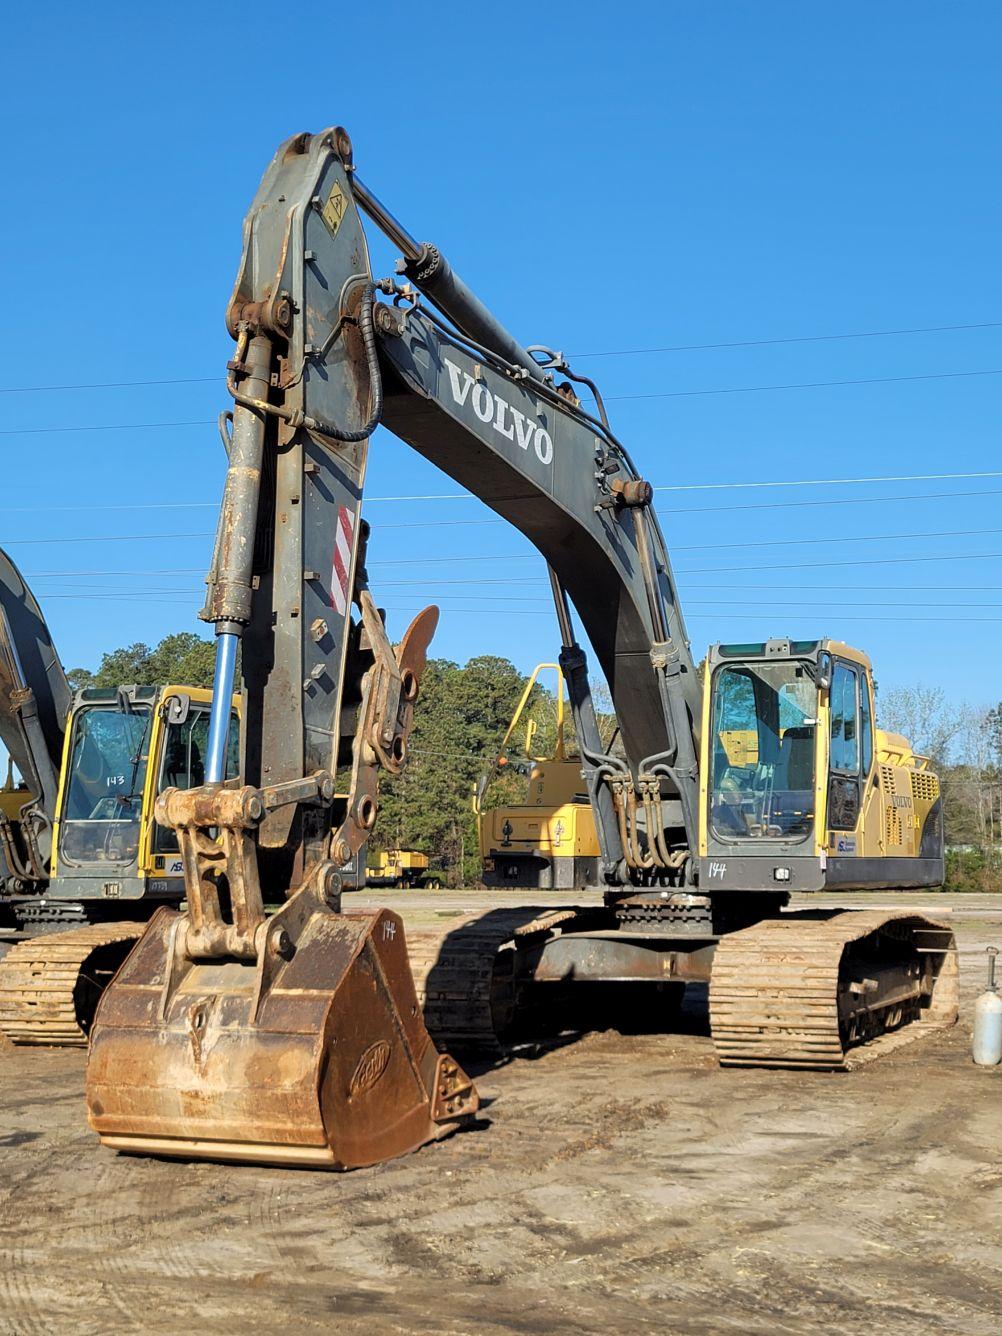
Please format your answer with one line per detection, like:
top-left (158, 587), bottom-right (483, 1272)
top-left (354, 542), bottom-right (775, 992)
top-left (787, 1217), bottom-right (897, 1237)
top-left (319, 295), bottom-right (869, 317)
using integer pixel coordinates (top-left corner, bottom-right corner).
top-left (86, 890), bottom-right (478, 1169)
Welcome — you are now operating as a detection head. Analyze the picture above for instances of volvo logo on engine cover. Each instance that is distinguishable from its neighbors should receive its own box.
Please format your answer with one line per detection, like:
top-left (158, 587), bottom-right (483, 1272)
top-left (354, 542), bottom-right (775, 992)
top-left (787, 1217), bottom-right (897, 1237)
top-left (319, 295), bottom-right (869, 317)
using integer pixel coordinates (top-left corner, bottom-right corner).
top-left (443, 358), bottom-right (553, 465)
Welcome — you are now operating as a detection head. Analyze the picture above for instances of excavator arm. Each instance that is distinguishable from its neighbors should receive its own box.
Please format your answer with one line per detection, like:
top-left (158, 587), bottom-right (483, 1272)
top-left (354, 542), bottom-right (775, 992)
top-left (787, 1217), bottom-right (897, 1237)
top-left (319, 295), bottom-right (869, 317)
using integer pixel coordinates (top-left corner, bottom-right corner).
top-left (205, 124), bottom-right (702, 885)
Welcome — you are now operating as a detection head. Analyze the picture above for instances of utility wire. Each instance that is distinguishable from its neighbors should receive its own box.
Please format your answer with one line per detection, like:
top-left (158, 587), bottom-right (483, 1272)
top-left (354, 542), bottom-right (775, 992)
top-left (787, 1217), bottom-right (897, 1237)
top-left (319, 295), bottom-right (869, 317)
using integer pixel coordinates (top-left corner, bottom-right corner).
top-left (7, 522), bottom-right (987, 561)
top-left (370, 550), bottom-right (1002, 583)
top-left (49, 586), bottom-right (1002, 612)
top-left (0, 419), bottom-right (216, 437)
top-left (0, 377), bottom-right (220, 395)
top-left (362, 527), bottom-right (1002, 565)
top-left (606, 368), bottom-right (1002, 402)
top-left (0, 533), bottom-right (213, 547)
top-left (4, 368), bottom-right (1002, 436)
top-left (380, 486), bottom-right (1002, 525)
top-left (2, 468), bottom-right (996, 507)
top-left (38, 590), bottom-right (1002, 623)
top-left (358, 470), bottom-right (1002, 502)
top-left (665, 486), bottom-right (1002, 516)
top-left (0, 501), bottom-right (217, 515)
top-left (4, 320), bottom-right (999, 393)
top-left (652, 469), bottom-right (1002, 494)
top-left (374, 603), bottom-right (1002, 624)
top-left (18, 569), bottom-right (1002, 595)
top-left (571, 320), bottom-right (1002, 358)
top-left (4, 481), bottom-right (1002, 521)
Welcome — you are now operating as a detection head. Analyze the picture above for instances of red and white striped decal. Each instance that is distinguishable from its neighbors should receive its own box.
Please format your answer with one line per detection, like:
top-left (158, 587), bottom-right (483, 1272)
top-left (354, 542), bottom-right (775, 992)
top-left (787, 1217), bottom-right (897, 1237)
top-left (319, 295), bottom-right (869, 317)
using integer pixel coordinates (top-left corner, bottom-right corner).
top-left (330, 505), bottom-right (356, 615)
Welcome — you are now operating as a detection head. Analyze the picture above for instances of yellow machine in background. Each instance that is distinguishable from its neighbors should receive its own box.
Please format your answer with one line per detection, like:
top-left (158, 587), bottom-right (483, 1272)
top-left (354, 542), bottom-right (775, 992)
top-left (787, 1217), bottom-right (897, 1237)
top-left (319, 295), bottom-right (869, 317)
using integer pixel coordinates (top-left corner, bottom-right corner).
top-left (476, 664), bottom-right (601, 889)
top-left (366, 848), bottom-right (442, 889)
top-left (0, 685), bottom-right (239, 1044)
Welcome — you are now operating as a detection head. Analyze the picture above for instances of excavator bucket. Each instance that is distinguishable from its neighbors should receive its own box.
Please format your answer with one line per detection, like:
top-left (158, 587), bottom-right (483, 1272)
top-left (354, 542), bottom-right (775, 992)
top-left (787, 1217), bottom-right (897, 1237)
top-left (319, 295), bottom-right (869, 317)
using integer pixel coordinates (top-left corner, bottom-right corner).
top-left (86, 900), bottom-right (478, 1169)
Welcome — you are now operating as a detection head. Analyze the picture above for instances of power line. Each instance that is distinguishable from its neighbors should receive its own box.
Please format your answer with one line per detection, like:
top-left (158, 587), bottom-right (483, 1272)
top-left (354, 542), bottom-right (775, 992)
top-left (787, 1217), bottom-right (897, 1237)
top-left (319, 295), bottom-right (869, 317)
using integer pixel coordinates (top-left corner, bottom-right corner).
top-left (38, 591), bottom-right (1002, 626)
top-left (0, 377), bottom-right (219, 395)
top-left (572, 320), bottom-right (1002, 359)
top-left (1, 468), bottom-right (997, 507)
top-left (5, 320), bottom-right (1000, 394)
top-left (680, 550), bottom-right (1002, 575)
top-left (366, 526), bottom-right (1002, 566)
top-left (0, 533), bottom-right (213, 547)
top-left (0, 419), bottom-right (215, 437)
top-left (372, 550), bottom-right (1002, 583)
top-left (19, 569), bottom-right (1002, 595)
top-left (655, 469), bottom-right (1002, 494)
top-left (9, 519), bottom-right (999, 562)
top-left (4, 364), bottom-right (1002, 437)
top-left (0, 502), bottom-right (217, 515)
top-left (35, 586), bottom-right (1002, 625)
top-left (667, 486), bottom-right (1002, 517)
top-left (606, 368), bottom-right (1002, 402)
top-left (360, 470), bottom-right (1002, 503)
top-left (87, 546), bottom-right (995, 590)
top-left (673, 524), bottom-right (1002, 554)
top-left (22, 568), bottom-right (206, 577)
top-left (3, 480), bottom-right (1002, 523)
top-left (376, 603), bottom-right (1002, 624)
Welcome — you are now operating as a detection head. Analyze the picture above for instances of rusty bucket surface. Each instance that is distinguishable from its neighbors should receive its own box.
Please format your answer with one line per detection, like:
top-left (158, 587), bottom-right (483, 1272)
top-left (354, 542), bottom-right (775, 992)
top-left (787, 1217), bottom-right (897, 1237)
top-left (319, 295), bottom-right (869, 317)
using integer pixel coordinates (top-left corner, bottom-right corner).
top-left (85, 901), bottom-right (478, 1170)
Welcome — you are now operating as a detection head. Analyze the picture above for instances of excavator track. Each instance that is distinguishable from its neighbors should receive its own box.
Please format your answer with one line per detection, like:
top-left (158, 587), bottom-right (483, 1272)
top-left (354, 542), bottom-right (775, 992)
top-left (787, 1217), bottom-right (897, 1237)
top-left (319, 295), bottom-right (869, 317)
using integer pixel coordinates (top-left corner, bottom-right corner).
top-left (0, 923), bottom-right (143, 1046)
top-left (709, 909), bottom-right (958, 1070)
top-left (405, 907), bottom-right (573, 1056)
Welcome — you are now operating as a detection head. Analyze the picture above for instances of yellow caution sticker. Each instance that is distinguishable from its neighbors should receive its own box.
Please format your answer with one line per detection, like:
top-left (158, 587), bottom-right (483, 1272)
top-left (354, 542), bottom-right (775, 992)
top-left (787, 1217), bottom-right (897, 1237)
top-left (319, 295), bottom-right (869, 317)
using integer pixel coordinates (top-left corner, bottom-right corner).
top-left (321, 182), bottom-right (347, 238)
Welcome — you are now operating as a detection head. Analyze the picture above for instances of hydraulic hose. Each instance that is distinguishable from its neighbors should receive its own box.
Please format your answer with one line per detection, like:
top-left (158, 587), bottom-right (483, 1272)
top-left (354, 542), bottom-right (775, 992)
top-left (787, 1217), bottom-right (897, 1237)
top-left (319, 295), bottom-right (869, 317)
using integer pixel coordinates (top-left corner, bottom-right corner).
top-left (227, 284), bottom-right (382, 444)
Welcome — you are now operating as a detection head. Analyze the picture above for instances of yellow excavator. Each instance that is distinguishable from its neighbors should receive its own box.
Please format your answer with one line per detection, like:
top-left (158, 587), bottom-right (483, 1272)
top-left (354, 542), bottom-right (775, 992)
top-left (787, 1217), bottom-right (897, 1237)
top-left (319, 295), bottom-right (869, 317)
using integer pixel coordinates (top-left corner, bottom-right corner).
top-left (366, 849), bottom-right (442, 889)
top-left (79, 126), bottom-right (955, 1174)
top-left (0, 547), bottom-right (243, 1043)
top-left (475, 663), bottom-right (602, 890)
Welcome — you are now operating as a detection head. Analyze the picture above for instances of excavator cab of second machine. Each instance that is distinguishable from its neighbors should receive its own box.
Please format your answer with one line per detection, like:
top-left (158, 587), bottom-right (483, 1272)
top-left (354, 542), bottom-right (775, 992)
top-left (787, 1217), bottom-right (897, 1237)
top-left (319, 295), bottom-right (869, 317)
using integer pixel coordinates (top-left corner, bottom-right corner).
top-left (51, 685), bottom-right (240, 903)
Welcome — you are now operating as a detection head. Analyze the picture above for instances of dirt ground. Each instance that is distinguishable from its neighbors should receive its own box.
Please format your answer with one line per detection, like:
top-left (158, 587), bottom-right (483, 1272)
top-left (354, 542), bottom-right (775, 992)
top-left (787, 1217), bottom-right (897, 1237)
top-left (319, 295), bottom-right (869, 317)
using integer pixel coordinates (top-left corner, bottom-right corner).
top-left (1, 892), bottom-right (1000, 1335)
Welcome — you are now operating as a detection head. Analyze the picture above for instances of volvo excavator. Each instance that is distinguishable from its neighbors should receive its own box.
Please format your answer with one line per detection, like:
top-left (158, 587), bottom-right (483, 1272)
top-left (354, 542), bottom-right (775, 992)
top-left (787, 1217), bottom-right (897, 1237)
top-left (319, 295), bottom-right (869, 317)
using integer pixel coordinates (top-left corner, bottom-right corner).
top-left (0, 546), bottom-right (243, 1043)
top-left (82, 126), bottom-right (956, 1172)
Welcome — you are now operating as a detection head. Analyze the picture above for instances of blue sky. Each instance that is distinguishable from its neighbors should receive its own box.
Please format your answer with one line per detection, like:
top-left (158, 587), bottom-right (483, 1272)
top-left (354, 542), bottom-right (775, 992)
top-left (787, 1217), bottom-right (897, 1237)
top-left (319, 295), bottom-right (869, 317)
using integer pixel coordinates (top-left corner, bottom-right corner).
top-left (2, 1), bottom-right (1000, 708)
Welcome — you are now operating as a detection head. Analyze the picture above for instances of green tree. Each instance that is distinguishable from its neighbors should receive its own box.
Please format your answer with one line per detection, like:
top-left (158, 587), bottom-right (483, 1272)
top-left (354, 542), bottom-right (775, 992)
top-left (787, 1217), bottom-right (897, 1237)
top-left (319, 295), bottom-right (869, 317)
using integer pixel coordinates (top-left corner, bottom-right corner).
top-left (376, 655), bottom-right (535, 884)
top-left (68, 632), bottom-right (217, 691)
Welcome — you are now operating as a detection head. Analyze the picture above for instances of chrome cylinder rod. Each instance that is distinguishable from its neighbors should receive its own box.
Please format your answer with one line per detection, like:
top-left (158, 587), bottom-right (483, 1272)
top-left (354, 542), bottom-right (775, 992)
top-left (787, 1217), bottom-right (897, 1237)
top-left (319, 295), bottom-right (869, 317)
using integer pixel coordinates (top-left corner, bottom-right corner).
top-left (350, 176), bottom-right (423, 262)
top-left (205, 631), bottom-right (238, 783)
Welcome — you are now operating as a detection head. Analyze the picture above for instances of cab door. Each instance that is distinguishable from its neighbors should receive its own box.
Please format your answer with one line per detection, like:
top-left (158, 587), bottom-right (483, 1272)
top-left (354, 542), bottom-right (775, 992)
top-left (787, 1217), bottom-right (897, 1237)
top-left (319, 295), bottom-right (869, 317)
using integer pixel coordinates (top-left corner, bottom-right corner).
top-left (826, 660), bottom-right (864, 855)
top-left (855, 670), bottom-right (883, 857)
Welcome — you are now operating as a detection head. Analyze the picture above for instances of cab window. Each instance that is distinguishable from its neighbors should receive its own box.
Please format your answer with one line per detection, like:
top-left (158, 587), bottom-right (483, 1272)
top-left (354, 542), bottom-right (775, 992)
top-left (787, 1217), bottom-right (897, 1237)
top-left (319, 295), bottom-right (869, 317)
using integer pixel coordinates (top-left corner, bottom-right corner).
top-left (859, 677), bottom-right (873, 776)
top-left (829, 664), bottom-right (859, 773)
top-left (153, 707), bottom-right (239, 853)
top-left (709, 661), bottom-right (816, 842)
top-left (58, 704), bottom-right (152, 866)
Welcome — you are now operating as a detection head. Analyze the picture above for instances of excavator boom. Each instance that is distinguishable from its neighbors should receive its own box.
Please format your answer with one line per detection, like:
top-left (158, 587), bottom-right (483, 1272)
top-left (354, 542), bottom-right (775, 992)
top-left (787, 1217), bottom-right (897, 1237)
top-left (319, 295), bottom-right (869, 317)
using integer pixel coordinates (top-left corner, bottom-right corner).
top-left (0, 548), bottom-right (72, 894)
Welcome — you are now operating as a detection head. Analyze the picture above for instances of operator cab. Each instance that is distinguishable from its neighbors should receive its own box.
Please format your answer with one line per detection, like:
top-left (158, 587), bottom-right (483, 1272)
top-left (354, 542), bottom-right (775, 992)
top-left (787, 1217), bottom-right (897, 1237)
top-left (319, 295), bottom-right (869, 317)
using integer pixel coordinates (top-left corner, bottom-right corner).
top-left (698, 638), bottom-right (942, 893)
top-left (53, 686), bottom-right (239, 901)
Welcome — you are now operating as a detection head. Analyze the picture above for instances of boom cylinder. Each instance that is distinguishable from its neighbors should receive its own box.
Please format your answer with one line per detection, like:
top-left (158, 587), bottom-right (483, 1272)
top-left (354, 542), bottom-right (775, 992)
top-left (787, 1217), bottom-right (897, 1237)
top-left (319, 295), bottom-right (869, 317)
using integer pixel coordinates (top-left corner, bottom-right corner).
top-left (351, 176), bottom-right (544, 384)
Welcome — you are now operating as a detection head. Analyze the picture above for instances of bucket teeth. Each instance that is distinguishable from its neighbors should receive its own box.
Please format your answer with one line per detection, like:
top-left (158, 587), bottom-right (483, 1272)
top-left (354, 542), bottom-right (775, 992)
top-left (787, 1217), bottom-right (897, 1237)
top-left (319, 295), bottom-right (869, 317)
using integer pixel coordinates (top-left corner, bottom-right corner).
top-left (85, 904), bottom-right (478, 1170)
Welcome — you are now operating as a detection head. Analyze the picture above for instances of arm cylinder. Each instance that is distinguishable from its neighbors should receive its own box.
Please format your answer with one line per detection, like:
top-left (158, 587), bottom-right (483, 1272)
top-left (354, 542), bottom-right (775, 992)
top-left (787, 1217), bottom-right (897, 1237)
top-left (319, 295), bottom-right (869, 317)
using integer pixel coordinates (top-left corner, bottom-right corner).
top-left (203, 332), bottom-right (272, 782)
